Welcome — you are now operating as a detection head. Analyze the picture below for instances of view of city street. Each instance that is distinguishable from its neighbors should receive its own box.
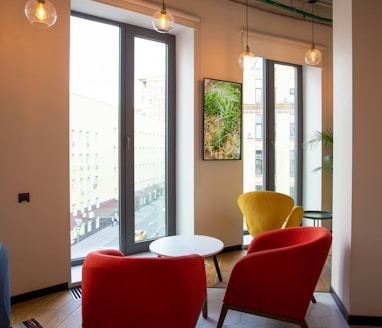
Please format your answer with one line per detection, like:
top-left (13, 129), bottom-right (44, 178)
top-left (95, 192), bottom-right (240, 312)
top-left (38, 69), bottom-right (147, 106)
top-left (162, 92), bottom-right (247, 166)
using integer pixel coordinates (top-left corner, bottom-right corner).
top-left (70, 196), bottom-right (165, 260)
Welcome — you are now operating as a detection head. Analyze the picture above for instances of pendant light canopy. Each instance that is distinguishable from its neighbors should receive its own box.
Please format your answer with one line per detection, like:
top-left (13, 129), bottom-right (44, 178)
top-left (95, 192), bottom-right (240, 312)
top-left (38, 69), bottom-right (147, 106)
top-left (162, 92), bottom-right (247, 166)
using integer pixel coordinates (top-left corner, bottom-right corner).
top-left (152, 0), bottom-right (175, 33)
top-left (239, 0), bottom-right (256, 70)
top-left (25, 0), bottom-right (57, 28)
top-left (305, 0), bottom-right (321, 65)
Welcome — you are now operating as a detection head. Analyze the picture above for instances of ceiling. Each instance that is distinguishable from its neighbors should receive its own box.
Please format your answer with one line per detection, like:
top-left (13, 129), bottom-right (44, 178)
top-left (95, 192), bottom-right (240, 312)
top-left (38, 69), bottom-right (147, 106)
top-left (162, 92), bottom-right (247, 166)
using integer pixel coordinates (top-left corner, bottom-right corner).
top-left (227, 0), bottom-right (332, 25)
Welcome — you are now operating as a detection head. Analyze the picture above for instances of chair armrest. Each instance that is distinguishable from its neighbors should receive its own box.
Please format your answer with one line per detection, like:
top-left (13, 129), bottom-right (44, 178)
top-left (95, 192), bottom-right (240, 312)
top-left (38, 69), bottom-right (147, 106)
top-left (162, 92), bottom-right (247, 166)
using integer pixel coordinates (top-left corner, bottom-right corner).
top-left (92, 249), bottom-right (124, 257)
top-left (283, 206), bottom-right (304, 228)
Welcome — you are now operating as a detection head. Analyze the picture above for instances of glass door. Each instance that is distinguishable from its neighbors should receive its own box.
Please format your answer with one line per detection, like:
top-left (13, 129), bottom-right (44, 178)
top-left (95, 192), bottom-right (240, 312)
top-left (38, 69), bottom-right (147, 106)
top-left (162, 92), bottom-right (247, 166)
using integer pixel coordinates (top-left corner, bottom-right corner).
top-left (243, 59), bottom-right (302, 232)
top-left (119, 25), bottom-right (176, 255)
top-left (267, 61), bottom-right (302, 200)
top-left (70, 15), bottom-right (176, 261)
top-left (69, 16), bottom-right (121, 263)
top-left (124, 36), bottom-right (170, 253)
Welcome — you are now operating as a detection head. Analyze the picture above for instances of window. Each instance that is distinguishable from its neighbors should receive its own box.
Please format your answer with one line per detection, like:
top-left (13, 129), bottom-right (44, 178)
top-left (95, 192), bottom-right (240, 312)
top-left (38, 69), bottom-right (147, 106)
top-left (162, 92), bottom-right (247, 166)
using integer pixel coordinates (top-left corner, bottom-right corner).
top-left (70, 13), bottom-right (175, 264)
top-left (290, 150), bottom-right (295, 177)
top-left (255, 114), bottom-right (262, 139)
top-left (255, 79), bottom-right (262, 104)
top-left (255, 150), bottom-right (263, 174)
top-left (243, 58), bottom-right (302, 203)
top-left (290, 115), bottom-right (295, 139)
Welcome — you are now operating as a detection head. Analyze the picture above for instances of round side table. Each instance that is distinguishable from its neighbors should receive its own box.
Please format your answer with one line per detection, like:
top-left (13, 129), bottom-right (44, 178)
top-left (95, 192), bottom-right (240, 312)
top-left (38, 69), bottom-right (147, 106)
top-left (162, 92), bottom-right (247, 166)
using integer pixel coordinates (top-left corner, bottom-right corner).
top-left (303, 210), bottom-right (332, 227)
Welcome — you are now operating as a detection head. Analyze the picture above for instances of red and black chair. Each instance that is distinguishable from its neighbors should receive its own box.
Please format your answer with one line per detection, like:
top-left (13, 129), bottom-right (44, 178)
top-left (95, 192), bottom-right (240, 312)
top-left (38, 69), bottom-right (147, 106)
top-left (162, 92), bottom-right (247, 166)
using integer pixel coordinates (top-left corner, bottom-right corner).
top-left (217, 226), bottom-right (332, 328)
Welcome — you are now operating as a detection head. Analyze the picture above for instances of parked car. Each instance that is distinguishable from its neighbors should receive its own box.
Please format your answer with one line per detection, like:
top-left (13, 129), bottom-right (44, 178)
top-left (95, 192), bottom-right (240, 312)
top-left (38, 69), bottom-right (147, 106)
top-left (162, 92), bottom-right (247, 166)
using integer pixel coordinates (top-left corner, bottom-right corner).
top-left (135, 230), bottom-right (147, 241)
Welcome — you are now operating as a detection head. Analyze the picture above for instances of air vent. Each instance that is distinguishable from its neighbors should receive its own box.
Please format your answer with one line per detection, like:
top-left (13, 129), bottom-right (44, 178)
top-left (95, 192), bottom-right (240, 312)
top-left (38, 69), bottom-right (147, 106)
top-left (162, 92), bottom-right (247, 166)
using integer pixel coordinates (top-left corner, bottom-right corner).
top-left (70, 287), bottom-right (82, 300)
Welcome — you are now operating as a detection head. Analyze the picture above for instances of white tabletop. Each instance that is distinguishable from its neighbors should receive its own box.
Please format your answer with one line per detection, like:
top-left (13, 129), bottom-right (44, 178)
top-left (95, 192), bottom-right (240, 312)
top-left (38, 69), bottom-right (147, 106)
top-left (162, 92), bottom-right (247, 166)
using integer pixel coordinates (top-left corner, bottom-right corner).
top-left (149, 235), bottom-right (224, 257)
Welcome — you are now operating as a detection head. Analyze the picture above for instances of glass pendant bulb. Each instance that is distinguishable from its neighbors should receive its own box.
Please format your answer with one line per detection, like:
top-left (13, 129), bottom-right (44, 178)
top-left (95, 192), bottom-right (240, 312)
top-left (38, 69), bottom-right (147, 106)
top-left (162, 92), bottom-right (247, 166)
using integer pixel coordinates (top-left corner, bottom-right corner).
top-left (238, 45), bottom-right (256, 70)
top-left (239, 0), bottom-right (255, 70)
top-left (305, 0), bottom-right (321, 65)
top-left (305, 44), bottom-right (322, 65)
top-left (152, 1), bottom-right (175, 33)
top-left (25, 0), bottom-right (57, 28)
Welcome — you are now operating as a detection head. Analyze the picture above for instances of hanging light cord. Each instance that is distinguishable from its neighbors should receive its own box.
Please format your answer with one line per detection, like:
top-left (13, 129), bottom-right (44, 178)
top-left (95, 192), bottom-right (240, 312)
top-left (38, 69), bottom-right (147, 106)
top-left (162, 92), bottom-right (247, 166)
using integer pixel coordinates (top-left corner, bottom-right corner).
top-left (311, 2), bottom-right (314, 46)
top-left (246, 0), bottom-right (249, 49)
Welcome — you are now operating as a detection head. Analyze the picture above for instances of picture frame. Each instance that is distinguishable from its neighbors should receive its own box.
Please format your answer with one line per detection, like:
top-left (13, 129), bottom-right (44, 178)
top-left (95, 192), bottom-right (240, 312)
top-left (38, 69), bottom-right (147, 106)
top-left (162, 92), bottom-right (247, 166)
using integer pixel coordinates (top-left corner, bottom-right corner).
top-left (203, 78), bottom-right (242, 160)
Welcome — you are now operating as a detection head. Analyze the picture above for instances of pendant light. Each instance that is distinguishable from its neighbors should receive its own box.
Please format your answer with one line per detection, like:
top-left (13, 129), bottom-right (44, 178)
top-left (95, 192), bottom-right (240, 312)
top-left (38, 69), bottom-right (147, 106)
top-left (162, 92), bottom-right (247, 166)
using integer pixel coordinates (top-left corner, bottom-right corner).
top-left (238, 0), bottom-right (256, 70)
top-left (304, 0), bottom-right (321, 65)
top-left (25, 0), bottom-right (57, 28)
top-left (152, 0), bottom-right (175, 33)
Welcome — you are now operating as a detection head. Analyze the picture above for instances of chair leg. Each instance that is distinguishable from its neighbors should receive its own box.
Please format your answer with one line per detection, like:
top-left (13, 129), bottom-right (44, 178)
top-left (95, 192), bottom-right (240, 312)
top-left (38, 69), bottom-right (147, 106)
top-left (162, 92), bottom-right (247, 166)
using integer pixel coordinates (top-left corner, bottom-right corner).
top-left (202, 297), bottom-right (208, 318)
top-left (217, 304), bottom-right (228, 328)
top-left (300, 320), bottom-right (309, 328)
top-left (311, 295), bottom-right (317, 303)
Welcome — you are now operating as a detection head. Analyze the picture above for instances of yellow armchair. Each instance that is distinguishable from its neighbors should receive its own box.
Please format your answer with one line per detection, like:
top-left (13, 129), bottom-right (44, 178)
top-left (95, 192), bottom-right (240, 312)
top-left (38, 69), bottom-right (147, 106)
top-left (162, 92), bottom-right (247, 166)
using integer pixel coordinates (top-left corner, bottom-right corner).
top-left (238, 191), bottom-right (303, 237)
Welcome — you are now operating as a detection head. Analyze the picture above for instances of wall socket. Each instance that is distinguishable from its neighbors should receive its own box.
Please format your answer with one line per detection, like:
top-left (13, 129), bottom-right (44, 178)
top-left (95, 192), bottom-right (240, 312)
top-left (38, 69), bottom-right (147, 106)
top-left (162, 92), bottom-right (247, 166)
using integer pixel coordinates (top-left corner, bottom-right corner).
top-left (18, 193), bottom-right (30, 203)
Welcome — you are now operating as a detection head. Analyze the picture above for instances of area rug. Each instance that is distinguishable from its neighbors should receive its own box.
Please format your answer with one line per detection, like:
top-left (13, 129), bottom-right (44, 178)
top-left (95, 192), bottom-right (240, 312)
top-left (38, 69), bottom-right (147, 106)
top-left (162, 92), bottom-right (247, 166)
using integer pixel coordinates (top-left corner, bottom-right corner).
top-left (12, 318), bottom-right (45, 328)
top-left (205, 250), bottom-right (331, 292)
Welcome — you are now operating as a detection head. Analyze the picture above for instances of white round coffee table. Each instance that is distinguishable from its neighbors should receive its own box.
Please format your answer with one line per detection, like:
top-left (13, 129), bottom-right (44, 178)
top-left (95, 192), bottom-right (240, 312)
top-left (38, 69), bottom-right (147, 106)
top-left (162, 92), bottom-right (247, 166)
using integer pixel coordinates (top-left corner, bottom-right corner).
top-left (149, 235), bottom-right (224, 281)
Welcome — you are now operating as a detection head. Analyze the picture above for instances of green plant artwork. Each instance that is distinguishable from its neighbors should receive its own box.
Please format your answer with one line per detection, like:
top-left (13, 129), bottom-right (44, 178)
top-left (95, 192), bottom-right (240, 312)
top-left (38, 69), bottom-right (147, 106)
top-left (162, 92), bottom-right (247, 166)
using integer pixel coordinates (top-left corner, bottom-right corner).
top-left (203, 78), bottom-right (242, 160)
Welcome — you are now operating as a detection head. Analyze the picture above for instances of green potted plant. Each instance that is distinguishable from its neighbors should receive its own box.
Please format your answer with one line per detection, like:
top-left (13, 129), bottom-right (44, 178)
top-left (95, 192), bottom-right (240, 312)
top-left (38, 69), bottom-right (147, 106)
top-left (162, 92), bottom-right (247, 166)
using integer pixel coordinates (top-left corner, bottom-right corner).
top-left (304, 128), bottom-right (333, 171)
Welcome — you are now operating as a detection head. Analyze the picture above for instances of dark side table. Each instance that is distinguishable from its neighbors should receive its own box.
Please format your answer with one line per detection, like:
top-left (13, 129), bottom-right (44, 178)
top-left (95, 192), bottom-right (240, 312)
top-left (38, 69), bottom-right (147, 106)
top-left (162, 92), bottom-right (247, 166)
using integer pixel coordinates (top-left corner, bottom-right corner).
top-left (303, 210), bottom-right (332, 227)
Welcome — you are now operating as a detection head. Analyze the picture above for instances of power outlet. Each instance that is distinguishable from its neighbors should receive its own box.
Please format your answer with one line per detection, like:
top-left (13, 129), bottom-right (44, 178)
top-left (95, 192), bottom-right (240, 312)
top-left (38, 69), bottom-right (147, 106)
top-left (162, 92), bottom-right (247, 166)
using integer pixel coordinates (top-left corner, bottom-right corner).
top-left (18, 193), bottom-right (30, 203)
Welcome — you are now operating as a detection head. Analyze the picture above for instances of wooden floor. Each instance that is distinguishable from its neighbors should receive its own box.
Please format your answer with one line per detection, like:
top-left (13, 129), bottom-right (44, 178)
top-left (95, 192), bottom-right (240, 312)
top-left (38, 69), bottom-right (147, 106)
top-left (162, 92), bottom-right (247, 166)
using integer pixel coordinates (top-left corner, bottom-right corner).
top-left (10, 250), bottom-right (331, 327)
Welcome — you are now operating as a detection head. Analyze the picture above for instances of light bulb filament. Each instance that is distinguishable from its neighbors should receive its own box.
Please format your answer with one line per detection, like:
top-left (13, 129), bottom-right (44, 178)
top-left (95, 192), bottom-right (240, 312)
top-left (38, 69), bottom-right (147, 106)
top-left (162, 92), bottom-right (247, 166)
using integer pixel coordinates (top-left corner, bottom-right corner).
top-left (160, 13), bottom-right (167, 28)
top-left (36, 2), bottom-right (47, 21)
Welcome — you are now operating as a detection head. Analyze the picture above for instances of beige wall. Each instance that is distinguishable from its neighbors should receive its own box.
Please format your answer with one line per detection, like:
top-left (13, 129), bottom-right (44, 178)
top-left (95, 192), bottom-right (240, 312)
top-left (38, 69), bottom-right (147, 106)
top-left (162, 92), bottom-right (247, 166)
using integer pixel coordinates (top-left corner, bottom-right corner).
top-left (1, 0), bottom-right (333, 297)
top-left (0, 1), bottom-right (71, 295)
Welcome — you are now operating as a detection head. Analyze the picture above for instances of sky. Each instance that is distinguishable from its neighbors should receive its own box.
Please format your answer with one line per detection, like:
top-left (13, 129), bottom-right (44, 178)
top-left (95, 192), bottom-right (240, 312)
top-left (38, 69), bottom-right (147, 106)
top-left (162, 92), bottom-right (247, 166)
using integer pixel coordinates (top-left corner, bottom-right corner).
top-left (70, 16), bottom-right (166, 107)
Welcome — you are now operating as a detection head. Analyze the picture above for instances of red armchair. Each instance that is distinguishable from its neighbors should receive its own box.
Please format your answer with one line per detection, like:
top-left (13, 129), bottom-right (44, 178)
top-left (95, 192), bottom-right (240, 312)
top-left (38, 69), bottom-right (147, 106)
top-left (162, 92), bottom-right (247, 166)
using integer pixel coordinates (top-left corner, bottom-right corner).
top-left (82, 249), bottom-right (207, 328)
top-left (217, 226), bottom-right (332, 328)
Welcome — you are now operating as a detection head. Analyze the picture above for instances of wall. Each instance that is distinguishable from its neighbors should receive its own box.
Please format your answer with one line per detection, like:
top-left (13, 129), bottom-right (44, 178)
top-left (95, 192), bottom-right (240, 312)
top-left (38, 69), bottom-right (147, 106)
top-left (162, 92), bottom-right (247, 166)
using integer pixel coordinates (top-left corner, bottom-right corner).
top-left (0, 1), bottom-right (71, 295)
top-left (0, 0), bottom-right (333, 297)
top-left (333, 0), bottom-right (382, 318)
top-left (171, 0), bottom-right (334, 247)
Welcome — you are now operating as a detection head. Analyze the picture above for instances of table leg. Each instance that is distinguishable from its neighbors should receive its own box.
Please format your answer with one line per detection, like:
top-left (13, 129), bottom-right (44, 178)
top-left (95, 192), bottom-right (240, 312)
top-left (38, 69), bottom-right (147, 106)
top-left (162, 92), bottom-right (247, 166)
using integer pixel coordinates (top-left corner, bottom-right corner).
top-left (212, 255), bottom-right (222, 282)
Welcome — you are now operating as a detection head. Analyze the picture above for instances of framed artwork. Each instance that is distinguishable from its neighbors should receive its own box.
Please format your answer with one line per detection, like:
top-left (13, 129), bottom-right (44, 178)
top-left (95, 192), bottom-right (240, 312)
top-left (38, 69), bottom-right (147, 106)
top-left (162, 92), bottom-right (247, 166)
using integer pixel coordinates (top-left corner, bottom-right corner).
top-left (203, 78), bottom-right (242, 160)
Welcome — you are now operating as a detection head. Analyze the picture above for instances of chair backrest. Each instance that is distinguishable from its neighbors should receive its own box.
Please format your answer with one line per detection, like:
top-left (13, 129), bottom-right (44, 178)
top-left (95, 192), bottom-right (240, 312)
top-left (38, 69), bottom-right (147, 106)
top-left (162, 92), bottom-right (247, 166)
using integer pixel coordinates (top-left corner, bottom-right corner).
top-left (238, 191), bottom-right (296, 237)
top-left (225, 226), bottom-right (332, 321)
top-left (0, 243), bottom-right (10, 328)
top-left (82, 250), bottom-right (207, 328)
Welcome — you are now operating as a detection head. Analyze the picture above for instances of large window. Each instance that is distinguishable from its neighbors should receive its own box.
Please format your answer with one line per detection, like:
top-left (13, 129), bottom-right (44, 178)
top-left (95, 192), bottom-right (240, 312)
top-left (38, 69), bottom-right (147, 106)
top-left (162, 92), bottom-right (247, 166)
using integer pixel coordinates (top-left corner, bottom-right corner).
top-left (69, 14), bottom-right (175, 264)
top-left (243, 58), bottom-right (302, 202)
